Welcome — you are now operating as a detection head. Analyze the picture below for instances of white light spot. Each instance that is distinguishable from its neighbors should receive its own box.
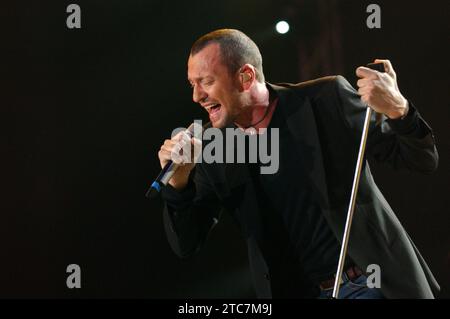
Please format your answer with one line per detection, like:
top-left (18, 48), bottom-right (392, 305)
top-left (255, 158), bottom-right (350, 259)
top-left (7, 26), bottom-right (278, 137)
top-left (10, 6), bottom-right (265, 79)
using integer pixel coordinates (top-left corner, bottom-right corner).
top-left (275, 21), bottom-right (290, 34)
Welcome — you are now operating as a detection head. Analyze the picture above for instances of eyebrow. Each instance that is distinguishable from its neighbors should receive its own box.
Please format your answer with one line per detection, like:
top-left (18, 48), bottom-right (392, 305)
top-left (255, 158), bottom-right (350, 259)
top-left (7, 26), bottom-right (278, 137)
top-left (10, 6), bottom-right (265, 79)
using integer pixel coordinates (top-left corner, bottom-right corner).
top-left (187, 76), bottom-right (213, 84)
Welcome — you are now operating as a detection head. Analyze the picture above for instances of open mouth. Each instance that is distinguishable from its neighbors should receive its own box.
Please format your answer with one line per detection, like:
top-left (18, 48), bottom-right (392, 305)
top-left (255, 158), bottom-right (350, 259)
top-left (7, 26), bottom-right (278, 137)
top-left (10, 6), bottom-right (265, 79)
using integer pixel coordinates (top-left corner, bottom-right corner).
top-left (205, 104), bottom-right (222, 121)
top-left (205, 103), bottom-right (221, 113)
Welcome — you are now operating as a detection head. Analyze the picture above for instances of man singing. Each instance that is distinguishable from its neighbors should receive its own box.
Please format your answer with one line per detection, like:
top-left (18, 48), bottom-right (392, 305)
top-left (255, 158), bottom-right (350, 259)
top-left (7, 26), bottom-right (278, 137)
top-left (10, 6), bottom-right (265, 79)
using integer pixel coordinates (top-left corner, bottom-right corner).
top-left (156, 29), bottom-right (439, 298)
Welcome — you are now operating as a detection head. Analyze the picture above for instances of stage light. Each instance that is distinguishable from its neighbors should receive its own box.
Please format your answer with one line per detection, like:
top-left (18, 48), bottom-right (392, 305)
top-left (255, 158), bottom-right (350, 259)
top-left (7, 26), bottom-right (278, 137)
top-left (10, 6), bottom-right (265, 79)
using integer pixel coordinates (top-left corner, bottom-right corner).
top-left (275, 21), bottom-right (289, 34)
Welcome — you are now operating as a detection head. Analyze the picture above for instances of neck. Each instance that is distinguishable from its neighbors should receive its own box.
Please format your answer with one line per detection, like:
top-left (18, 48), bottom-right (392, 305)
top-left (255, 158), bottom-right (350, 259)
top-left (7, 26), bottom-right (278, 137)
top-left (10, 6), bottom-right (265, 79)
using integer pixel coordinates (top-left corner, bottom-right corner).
top-left (234, 83), bottom-right (276, 131)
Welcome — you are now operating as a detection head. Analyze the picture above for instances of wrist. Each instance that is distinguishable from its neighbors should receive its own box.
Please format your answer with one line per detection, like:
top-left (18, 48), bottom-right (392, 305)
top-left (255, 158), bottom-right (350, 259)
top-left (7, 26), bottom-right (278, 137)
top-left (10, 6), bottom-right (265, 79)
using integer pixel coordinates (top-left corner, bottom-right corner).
top-left (169, 177), bottom-right (189, 191)
top-left (168, 168), bottom-right (193, 191)
top-left (386, 98), bottom-right (409, 120)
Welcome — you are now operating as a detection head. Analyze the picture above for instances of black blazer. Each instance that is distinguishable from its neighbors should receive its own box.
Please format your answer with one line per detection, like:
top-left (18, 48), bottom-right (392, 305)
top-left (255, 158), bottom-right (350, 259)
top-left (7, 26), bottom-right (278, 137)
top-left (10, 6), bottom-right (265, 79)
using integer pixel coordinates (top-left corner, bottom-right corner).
top-left (161, 76), bottom-right (440, 298)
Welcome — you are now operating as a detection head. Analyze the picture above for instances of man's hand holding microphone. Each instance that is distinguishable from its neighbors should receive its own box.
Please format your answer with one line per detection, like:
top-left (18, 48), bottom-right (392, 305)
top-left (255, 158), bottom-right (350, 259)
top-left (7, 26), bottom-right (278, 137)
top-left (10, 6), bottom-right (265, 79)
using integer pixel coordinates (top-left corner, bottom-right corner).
top-left (146, 122), bottom-right (203, 198)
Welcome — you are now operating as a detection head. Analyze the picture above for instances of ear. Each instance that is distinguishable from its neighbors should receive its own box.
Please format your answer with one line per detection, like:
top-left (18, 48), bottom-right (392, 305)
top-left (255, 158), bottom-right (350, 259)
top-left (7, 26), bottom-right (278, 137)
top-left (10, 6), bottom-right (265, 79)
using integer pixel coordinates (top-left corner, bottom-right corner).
top-left (241, 72), bottom-right (251, 82)
top-left (239, 64), bottom-right (255, 89)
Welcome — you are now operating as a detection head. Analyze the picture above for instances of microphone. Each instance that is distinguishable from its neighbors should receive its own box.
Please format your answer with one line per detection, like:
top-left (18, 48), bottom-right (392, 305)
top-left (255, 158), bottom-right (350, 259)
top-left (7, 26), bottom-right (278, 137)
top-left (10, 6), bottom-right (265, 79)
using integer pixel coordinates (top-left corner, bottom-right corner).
top-left (146, 122), bottom-right (203, 199)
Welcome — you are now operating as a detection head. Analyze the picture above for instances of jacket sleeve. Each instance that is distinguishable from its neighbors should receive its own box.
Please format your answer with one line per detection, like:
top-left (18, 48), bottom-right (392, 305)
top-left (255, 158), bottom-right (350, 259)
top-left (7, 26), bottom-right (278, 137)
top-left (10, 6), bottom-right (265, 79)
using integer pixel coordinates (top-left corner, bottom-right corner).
top-left (334, 75), bottom-right (439, 173)
top-left (161, 164), bottom-right (222, 258)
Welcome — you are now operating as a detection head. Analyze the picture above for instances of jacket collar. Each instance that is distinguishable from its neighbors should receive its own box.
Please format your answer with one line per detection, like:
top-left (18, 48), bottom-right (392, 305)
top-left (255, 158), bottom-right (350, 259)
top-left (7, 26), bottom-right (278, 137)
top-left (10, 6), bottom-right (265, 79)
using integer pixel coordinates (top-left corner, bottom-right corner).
top-left (224, 82), bottom-right (330, 210)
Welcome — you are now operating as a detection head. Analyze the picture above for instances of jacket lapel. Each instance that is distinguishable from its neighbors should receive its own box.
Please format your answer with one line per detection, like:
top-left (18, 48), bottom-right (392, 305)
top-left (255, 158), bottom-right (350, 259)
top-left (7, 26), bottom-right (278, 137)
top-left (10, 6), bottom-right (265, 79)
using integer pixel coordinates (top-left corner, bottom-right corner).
top-left (220, 83), bottom-right (331, 238)
top-left (269, 83), bottom-right (330, 210)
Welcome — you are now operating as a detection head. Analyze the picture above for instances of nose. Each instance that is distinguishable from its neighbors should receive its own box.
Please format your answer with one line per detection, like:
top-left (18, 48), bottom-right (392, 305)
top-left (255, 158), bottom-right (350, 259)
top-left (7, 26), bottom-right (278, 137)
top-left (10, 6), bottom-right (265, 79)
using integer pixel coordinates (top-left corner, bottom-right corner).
top-left (192, 84), bottom-right (207, 104)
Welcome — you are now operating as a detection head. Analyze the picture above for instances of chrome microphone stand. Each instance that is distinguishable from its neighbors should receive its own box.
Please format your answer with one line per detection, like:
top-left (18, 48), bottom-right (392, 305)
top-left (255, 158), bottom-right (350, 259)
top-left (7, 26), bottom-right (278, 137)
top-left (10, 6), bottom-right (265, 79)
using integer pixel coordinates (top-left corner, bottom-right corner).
top-left (332, 106), bottom-right (372, 299)
top-left (332, 62), bottom-right (385, 299)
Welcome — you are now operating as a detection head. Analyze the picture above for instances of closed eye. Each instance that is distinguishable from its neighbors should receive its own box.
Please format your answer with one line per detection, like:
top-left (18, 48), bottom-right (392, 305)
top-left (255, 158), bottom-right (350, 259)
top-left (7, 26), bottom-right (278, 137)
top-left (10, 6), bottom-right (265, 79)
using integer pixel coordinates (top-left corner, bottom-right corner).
top-left (201, 78), bottom-right (214, 86)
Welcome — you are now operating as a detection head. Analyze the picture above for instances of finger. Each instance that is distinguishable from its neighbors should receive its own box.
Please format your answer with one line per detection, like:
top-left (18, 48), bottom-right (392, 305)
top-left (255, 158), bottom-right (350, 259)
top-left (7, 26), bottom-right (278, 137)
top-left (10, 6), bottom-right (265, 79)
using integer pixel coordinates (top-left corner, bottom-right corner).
top-left (180, 131), bottom-right (192, 144)
top-left (357, 86), bottom-right (371, 95)
top-left (158, 149), bottom-right (172, 161)
top-left (357, 89), bottom-right (373, 99)
top-left (161, 146), bottom-right (178, 158)
top-left (171, 131), bottom-right (187, 143)
top-left (171, 143), bottom-right (184, 164)
top-left (356, 78), bottom-right (373, 88)
top-left (163, 136), bottom-right (189, 152)
top-left (360, 94), bottom-right (371, 105)
top-left (179, 139), bottom-right (192, 162)
top-left (160, 148), bottom-right (172, 157)
top-left (161, 141), bottom-right (178, 153)
top-left (374, 59), bottom-right (395, 76)
top-left (356, 66), bottom-right (378, 79)
top-left (176, 135), bottom-right (195, 163)
top-left (163, 139), bottom-right (178, 149)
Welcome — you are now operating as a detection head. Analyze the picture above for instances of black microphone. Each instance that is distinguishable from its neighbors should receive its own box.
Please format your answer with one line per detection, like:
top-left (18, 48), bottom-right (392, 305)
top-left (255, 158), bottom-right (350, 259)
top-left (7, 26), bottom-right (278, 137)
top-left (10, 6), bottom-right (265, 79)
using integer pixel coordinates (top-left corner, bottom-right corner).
top-left (146, 122), bottom-right (203, 199)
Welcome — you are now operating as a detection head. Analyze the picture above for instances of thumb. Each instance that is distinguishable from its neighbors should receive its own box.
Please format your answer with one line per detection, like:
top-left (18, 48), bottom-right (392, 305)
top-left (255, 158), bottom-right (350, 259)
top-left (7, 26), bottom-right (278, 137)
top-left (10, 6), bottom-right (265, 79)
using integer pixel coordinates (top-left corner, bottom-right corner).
top-left (374, 59), bottom-right (396, 78)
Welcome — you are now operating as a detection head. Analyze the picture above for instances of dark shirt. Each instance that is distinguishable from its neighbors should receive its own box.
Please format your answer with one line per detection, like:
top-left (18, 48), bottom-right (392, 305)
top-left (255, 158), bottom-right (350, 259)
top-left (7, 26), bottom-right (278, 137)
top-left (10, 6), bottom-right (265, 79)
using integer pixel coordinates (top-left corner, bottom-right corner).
top-left (246, 91), bottom-right (343, 285)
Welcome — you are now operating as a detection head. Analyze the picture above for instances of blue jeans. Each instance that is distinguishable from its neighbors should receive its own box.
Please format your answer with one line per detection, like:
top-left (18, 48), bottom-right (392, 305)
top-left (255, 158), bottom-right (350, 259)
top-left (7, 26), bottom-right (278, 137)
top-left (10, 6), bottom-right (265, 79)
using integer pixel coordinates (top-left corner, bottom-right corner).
top-left (318, 274), bottom-right (385, 299)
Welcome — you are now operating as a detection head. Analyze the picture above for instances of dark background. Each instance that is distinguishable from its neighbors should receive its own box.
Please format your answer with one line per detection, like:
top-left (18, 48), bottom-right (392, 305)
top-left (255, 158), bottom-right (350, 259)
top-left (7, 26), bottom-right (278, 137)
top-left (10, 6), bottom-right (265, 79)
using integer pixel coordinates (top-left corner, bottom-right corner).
top-left (2, 0), bottom-right (449, 298)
